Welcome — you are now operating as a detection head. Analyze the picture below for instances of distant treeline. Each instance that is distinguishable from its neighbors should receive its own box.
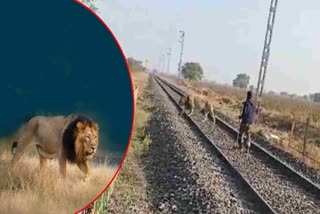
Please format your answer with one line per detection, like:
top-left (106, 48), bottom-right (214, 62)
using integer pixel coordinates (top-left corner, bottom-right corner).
top-left (127, 57), bottom-right (147, 73)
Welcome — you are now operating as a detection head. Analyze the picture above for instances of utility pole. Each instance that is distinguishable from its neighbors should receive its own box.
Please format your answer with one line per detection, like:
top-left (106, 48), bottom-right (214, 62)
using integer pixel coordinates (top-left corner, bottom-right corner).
top-left (162, 54), bottom-right (166, 73)
top-left (178, 30), bottom-right (185, 79)
top-left (158, 55), bottom-right (162, 73)
top-left (167, 48), bottom-right (171, 74)
top-left (255, 0), bottom-right (279, 105)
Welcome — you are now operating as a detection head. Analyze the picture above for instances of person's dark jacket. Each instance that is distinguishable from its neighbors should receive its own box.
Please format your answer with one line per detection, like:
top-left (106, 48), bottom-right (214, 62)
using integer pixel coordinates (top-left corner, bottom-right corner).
top-left (240, 100), bottom-right (256, 124)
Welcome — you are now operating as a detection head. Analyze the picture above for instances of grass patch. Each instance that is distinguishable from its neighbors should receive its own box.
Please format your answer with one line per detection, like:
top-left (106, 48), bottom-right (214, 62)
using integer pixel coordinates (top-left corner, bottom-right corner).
top-left (0, 135), bottom-right (116, 214)
top-left (101, 72), bottom-right (153, 213)
top-left (134, 107), bottom-right (151, 137)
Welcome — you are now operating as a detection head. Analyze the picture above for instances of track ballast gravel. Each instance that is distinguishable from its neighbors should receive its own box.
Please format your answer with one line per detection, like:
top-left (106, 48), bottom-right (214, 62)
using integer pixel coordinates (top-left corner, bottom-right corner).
top-left (164, 77), bottom-right (320, 187)
top-left (214, 110), bottom-right (320, 187)
top-left (143, 76), bottom-right (257, 213)
top-left (158, 78), bottom-right (320, 214)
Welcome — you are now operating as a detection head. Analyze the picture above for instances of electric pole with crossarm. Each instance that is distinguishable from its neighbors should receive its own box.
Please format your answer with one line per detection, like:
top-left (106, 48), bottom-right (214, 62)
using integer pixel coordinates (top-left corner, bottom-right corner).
top-left (177, 30), bottom-right (185, 79)
top-left (162, 54), bottom-right (166, 73)
top-left (167, 48), bottom-right (171, 74)
top-left (255, 0), bottom-right (279, 104)
top-left (158, 55), bottom-right (162, 73)
top-left (255, 0), bottom-right (279, 124)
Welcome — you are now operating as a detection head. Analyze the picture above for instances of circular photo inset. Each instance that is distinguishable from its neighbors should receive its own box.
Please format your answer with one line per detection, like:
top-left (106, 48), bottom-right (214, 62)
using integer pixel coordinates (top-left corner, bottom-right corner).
top-left (0, 1), bottom-right (133, 213)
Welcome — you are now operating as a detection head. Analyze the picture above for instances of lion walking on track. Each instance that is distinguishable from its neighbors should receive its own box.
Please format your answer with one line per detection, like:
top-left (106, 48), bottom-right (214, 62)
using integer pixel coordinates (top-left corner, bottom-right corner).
top-left (201, 100), bottom-right (223, 124)
top-left (178, 93), bottom-right (223, 125)
top-left (11, 114), bottom-right (99, 181)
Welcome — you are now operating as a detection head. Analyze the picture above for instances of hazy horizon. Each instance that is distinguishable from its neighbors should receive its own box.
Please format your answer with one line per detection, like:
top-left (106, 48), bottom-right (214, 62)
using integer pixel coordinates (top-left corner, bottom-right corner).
top-left (96, 0), bottom-right (320, 96)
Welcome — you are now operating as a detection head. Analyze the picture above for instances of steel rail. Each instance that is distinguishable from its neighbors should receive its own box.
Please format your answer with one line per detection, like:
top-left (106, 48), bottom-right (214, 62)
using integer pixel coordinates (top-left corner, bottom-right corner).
top-left (155, 74), bottom-right (320, 200)
top-left (152, 74), bottom-right (278, 214)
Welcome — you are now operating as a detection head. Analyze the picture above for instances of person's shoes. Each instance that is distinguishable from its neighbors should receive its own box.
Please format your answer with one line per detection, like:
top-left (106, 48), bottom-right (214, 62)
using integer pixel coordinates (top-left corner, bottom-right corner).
top-left (240, 147), bottom-right (245, 153)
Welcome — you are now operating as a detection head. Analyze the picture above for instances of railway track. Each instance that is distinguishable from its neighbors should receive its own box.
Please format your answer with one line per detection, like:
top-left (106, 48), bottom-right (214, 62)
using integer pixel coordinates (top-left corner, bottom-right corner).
top-left (153, 74), bottom-right (320, 214)
top-left (163, 76), bottom-right (320, 188)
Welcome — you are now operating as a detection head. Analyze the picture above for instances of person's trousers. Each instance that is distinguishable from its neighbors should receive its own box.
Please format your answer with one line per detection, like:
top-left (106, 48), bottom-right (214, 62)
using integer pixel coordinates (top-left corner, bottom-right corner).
top-left (237, 122), bottom-right (251, 149)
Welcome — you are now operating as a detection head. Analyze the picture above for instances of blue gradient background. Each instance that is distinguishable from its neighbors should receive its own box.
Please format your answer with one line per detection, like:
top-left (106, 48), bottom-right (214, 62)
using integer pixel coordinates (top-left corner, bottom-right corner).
top-left (0, 0), bottom-right (133, 160)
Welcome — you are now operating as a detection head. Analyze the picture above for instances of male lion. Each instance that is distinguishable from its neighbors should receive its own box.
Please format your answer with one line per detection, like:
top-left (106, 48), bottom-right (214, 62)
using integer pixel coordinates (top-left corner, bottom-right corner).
top-left (11, 114), bottom-right (99, 181)
top-left (200, 100), bottom-right (223, 123)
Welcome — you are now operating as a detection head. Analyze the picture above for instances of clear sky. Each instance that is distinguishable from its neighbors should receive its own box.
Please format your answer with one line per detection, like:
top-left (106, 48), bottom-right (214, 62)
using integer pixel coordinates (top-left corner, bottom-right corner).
top-left (96, 0), bottom-right (320, 95)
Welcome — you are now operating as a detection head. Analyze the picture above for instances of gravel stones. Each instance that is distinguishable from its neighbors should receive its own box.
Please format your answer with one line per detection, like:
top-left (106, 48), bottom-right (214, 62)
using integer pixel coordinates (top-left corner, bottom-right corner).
top-left (156, 77), bottom-right (320, 214)
top-left (143, 77), bottom-right (255, 214)
top-left (167, 78), bottom-right (320, 187)
top-left (179, 98), bottom-right (320, 213)
top-left (215, 107), bottom-right (320, 187)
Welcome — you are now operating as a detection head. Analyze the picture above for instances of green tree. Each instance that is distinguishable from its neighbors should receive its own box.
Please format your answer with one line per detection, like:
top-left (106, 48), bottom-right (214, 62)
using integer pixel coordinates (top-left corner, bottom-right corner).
top-left (181, 62), bottom-right (204, 81)
top-left (249, 85), bottom-right (255, 92)
top-left (280, 91), bottom-right (289, 97)
top-left (290, 94), bottom-right (297, 99)
top-left (267, 91), bottom-right (276, 96)
top-left (314, 93), bottom-right (320, 103)
top-left (309, 94), bottom-right (315, 102)
top-left (127, 57), bottom-right (144, 72)
top-left (232, 73), bottom-right (250, 89)
top-left (79, 0), bottom-right (98, 13)
top-left (303, 95), bottom-right (309, 100)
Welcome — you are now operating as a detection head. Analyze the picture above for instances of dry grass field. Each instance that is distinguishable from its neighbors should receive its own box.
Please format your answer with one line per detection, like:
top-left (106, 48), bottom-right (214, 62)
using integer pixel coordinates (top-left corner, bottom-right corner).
top-left (102, 71), bottom-right (153, 213)
top-left (162, 74), bottom-right (320, 171)
top-left (75, 71), bottom-right (151, 214)
top-left (0, 132), bottom-right (117, 214)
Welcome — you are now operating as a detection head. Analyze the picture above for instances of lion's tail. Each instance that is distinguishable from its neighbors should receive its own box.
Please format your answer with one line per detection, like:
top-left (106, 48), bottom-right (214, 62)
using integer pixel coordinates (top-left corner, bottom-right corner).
top-left (11, 141), bottom-right (18, 156)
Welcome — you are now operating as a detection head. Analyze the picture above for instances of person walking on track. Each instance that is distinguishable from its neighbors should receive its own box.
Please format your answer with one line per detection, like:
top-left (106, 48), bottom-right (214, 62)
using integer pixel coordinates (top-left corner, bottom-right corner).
top-left (237, 91), bottom-right (258, 153)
